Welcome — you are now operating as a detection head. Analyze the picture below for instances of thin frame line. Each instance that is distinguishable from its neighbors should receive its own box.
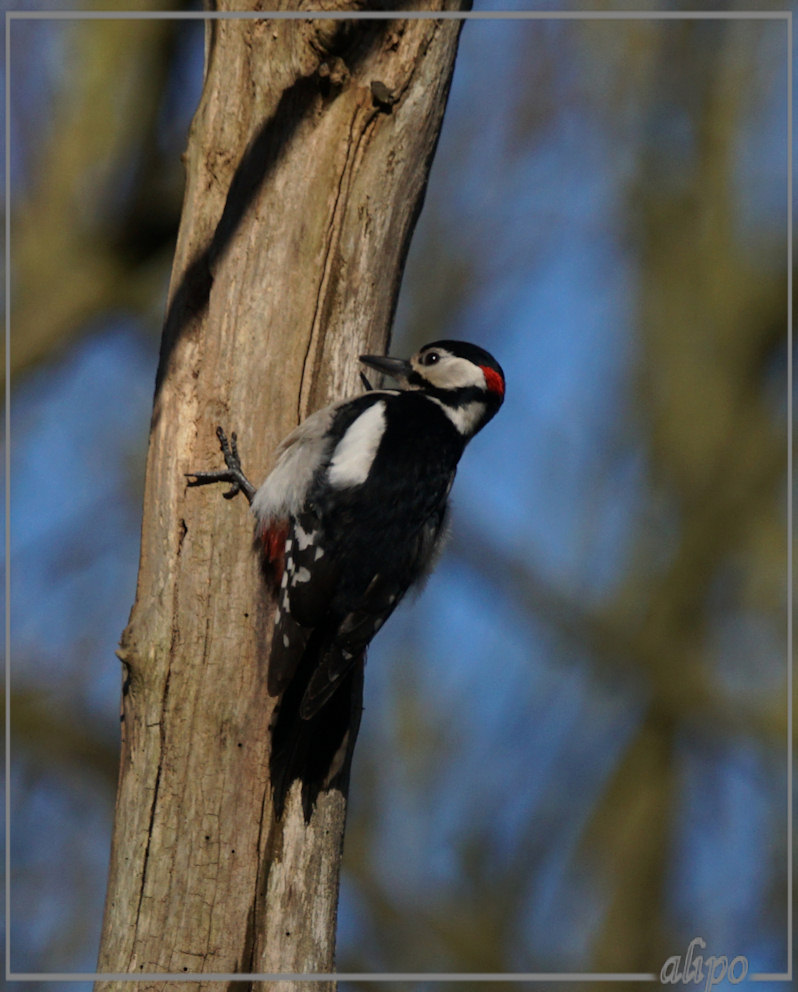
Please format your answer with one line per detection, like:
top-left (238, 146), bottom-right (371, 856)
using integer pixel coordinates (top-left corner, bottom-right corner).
top-left (785, 8), bottom-right (794, 983)
top-left (4, 9), bottom-right (11, 986)
top-left (4, 6), bottom-right (793, 985)
top-left (4, 8), bottom-right (792, 19)
top-left (7, 973), bottom-right (660, 984)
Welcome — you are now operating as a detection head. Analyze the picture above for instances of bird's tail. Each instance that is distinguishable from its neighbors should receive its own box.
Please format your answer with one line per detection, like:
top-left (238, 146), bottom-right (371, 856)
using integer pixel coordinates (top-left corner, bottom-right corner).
top-left (269, 627), bottom-right (364, 821)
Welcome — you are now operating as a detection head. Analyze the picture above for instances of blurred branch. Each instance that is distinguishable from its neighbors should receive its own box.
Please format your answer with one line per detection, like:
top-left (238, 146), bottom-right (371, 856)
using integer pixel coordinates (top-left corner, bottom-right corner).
top-left (581, 712), bottom-right (676, 974)
top-left (9, 2), bottom-right (190, 380)
top-left (6, 685), bottom-right (119, 788)
top-left (343, 675), bottom-right (552, 978)
top-left (451, 519), bottom-right (788, 749)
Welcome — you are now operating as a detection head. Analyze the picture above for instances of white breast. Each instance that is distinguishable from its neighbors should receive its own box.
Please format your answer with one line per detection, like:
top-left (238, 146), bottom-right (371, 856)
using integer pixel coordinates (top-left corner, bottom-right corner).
top-left (327, 401), bottom-right (387, 488)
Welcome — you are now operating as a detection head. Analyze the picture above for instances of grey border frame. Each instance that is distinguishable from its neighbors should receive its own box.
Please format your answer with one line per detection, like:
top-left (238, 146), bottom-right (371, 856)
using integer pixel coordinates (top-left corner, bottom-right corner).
top-left (4, 6), bottom-right (792, 985)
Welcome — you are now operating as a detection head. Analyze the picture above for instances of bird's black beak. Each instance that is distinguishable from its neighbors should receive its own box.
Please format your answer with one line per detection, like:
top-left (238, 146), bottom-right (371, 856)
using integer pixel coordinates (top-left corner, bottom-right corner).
top-left (359, 353), bottom-right (412, 385)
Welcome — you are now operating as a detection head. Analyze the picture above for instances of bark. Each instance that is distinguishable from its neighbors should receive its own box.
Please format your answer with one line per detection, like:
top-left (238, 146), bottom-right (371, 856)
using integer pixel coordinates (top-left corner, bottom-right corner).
top-left (95, 4), bottom-right (467, 990)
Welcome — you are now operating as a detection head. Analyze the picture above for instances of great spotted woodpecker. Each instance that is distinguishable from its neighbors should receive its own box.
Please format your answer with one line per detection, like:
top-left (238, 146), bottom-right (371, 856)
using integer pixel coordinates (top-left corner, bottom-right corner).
top-left (187, 339), bottom-right (505, 818)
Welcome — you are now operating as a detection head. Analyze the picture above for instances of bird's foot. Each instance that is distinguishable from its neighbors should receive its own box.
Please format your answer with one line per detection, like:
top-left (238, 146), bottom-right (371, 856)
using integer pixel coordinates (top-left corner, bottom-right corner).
top-left (186, 426), bottom-right (256, 504)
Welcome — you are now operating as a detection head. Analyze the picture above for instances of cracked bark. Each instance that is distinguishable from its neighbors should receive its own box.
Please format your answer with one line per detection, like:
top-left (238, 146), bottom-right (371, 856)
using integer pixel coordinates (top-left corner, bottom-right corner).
top-left (95, 5), bottom-right (468, 991)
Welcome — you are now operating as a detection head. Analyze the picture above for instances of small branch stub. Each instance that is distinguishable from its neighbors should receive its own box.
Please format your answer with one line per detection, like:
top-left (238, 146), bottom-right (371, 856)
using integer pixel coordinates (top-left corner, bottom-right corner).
top-left (370, 79), bottom-right (398, 111)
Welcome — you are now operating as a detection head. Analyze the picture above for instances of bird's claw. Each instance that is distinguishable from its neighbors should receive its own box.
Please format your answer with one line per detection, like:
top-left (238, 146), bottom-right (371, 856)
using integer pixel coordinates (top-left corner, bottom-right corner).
top-left (186, 426), bottom-right (256, 504)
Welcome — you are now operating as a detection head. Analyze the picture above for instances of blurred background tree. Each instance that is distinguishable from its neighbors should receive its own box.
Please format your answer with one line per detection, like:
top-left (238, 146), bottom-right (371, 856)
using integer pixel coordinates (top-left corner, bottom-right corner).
top-left (5, 3), bottom-right (791, 991)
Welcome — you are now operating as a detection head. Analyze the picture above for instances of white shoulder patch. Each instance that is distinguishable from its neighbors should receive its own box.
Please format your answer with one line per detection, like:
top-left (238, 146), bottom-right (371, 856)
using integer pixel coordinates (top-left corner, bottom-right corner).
top-left (327, 401), bottom-right (386, 488)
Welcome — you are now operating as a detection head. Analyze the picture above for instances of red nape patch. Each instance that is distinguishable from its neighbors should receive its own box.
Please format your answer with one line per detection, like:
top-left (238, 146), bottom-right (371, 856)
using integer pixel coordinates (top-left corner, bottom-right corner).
top-left (481, 365), bottom-right (505, 396)
top-left (259, 520), bottom-right (289, 593)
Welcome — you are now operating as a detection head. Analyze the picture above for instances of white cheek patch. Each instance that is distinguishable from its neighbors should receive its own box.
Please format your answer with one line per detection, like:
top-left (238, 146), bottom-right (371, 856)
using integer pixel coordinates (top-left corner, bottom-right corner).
top-left (327, 401), bottom-right (386, 488)
top-left (416, 355), bottom-right (487, 391)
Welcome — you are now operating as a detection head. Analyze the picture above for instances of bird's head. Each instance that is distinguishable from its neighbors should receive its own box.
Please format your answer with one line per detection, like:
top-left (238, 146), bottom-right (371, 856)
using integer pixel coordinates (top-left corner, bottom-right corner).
top-left (360, 340), bottom-right (505, 438)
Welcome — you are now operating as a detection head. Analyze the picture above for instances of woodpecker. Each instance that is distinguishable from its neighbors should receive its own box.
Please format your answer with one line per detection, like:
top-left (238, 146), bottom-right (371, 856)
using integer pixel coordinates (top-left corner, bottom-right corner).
top-left (187, 339), bottom-right (505, 818)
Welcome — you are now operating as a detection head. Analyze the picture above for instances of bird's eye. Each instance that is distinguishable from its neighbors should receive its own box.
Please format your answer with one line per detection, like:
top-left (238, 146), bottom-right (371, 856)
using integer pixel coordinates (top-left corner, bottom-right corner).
top-left (421, 351), bottom-right (440, 366)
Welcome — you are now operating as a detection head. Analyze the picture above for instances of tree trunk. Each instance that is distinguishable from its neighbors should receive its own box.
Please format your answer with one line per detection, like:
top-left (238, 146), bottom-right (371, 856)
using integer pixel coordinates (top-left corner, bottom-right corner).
top-left (95, 5), bottom-right (468, 989)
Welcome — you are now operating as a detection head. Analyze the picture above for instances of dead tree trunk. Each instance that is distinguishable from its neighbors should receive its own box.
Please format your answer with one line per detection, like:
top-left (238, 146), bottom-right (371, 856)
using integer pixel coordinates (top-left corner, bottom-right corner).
top-left (95, 5), bottom-right (467, 990)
